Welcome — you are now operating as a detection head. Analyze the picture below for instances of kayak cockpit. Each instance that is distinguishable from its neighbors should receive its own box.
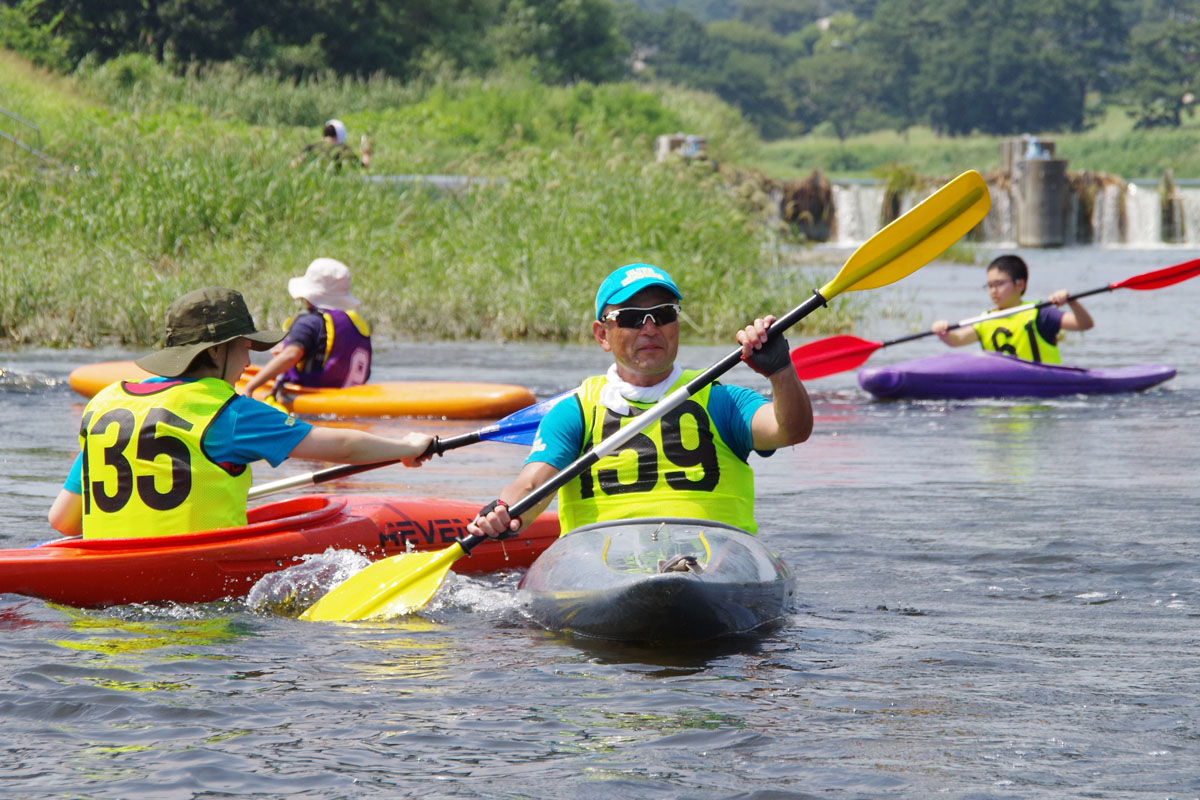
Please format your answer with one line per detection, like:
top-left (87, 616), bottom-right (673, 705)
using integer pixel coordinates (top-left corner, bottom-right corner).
top-left (518, 518), bottom-right (796, 644)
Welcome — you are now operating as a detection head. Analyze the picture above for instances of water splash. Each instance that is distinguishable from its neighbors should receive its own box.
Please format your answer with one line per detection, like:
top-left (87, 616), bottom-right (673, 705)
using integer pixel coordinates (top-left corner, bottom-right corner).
top-left (245, 549), bottom-right (372, 617)
top-left (0, 368), bottom-right (65, 393)
top-left (432, 570), bottom-right (523, 616)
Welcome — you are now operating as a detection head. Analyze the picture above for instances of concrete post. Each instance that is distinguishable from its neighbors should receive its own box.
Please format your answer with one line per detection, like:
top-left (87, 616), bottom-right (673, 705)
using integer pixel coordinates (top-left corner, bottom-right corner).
top-left (1016, 158), bottom-right (1069, 247)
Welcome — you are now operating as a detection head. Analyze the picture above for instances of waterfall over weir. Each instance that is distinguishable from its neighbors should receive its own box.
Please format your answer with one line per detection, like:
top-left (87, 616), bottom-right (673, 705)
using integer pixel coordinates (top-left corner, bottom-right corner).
top-left (830, 177), bottom-right (1200, 249)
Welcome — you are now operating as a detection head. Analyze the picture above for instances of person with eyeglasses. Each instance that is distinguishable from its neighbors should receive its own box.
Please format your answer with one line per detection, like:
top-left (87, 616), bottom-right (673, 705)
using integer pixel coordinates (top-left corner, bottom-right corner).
top-left (931, 254), bottom-right (1094, 363)
top-left (466, 263), bottom-right (813, 539)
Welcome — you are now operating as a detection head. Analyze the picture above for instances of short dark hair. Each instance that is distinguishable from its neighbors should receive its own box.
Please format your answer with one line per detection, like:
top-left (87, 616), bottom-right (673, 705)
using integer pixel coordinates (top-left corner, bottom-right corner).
top-left (987, 254), bottom-right (1028, 284)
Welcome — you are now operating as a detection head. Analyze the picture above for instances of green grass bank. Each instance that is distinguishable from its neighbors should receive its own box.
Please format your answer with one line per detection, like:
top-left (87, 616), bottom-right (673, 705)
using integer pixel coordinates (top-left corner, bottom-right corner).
top-left (9, 50), bottom-right (1196, 351)
top-left (1, 51), bottom-right (867, 349)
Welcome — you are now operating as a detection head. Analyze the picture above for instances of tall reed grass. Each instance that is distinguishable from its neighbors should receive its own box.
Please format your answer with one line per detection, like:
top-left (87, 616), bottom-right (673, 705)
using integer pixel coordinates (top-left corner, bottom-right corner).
top-left (73, 57), bottom-right (753, 172)
top-left (1, 56), bottom-right (860, 347)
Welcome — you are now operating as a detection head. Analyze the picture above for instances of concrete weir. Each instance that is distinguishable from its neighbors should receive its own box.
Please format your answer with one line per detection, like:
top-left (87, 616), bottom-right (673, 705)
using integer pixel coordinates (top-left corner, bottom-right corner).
top-left (827, 137), bottom-right (1200, 248)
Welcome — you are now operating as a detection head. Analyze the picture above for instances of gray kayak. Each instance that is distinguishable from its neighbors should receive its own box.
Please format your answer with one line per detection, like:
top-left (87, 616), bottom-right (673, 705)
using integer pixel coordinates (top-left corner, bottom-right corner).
top-left (517, 518), bottom-right (796, 644)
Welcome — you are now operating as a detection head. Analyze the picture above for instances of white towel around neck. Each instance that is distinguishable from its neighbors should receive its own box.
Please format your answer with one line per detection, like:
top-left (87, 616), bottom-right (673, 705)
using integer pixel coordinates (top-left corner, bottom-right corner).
top-left (597, 364), bottom-right (683, 415)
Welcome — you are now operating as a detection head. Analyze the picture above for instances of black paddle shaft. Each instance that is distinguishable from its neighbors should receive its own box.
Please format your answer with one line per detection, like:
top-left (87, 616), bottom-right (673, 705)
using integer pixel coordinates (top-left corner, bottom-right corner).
top-left (458, 289), bottom-right (831, 557)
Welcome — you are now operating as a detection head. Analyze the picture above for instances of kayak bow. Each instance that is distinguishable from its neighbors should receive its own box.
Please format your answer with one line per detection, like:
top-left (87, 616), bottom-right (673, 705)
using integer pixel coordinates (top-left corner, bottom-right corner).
top-left (859, 352), bottom-right (1175, 400)
top-left (1, 495), bottom-right (559, 608)
top-left (517, 517), bottom-right (796, 644)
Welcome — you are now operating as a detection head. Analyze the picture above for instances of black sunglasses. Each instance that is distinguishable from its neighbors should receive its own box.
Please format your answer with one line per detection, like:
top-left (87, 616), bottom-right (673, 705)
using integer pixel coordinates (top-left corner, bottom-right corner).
top-left (602, 303), bottom-right (681, 328)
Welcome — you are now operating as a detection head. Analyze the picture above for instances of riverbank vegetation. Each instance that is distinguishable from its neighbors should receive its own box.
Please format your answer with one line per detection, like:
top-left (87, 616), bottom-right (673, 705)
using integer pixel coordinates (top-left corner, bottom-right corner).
top-left (752, 106), bottom-right (1200, 180)
top-left (1, 52), bottom-right (862, 348)
top-left (6, 0), bottom-right (1200, 348)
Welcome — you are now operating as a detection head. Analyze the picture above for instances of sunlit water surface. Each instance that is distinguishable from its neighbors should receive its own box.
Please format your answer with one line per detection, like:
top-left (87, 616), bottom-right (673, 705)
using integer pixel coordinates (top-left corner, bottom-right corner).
top-left (2, 248), bottom-right (1198, 799)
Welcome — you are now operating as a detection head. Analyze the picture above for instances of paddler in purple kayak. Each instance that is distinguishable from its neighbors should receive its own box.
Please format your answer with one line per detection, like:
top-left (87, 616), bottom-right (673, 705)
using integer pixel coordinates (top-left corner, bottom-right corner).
top-left (48, 287), bottom-right (432, 540)
top-left (931, 254), bottom-right (1095, 363)
top-left (240, 257), bottom-right (372, 400)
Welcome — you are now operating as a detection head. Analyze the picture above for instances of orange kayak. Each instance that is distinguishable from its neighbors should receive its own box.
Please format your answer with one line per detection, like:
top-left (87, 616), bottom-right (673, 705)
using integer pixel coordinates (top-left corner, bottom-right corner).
top-left (67, 361), bottom-right (536, 419)
top-left (0, 494), bottom-right (557, 608)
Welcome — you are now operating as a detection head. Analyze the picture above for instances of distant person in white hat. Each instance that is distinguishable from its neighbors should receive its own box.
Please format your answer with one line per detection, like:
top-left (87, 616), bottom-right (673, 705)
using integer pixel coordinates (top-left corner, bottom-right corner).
top-left (241, 258), bottom-right (373, 399)
top-left (290, 118), bottom-right (370, 170)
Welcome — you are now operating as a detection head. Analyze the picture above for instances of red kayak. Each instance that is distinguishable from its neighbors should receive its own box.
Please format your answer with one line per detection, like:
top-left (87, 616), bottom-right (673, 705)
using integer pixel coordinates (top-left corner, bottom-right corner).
top-left (0, 495), bottom-right (558, 608)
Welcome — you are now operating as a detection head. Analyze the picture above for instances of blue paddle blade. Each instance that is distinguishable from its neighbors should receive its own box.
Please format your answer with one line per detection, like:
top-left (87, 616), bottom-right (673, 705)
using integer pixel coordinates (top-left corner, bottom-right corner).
top-left (476, 390), bottom-right (574, 445)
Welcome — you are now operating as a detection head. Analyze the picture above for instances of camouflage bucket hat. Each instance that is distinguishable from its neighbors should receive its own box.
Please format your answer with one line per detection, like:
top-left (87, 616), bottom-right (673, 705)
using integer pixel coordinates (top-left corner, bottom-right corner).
top-left (135, 287), bottom-right (284, 377)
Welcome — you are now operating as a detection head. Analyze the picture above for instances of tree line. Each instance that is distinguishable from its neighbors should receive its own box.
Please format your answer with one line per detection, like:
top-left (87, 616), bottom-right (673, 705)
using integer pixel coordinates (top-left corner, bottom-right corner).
top-left (4, 0), bottom-right (1199, 138)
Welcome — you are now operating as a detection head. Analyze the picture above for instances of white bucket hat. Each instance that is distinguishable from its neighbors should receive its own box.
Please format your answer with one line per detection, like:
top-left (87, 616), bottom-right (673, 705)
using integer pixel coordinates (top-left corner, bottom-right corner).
top-left (288, 258), bottom-right (360, 310)
top-left (324, 119), bottom-right (347, 144)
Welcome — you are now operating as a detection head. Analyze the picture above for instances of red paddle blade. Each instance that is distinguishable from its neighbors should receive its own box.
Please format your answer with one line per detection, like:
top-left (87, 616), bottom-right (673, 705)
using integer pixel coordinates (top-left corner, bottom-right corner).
top-left (789, 335), bottom-right (883, 380)
top-left (1113, 258), bottom-right (1200, 291)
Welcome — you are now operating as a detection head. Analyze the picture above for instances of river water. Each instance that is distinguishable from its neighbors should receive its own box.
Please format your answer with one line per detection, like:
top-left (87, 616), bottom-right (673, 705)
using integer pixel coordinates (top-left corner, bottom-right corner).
top-left (2, 247), bottom-right (1198, 799)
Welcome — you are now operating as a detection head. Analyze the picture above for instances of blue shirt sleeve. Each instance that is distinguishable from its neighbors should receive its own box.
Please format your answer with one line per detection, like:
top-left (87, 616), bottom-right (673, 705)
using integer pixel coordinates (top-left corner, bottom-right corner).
top-left (708, 383), bottom-right (771, 460)
top-left (204, 395), bottom-right (314, 467)
top-left (525, 395), bottom-right (584, 470)
top-left (64, 452), bottom-right (83, 494)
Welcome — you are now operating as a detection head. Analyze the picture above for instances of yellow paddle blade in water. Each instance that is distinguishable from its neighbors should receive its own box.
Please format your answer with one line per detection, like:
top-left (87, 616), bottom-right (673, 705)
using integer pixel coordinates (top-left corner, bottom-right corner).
top-left (299, 543), bottom-right (467, 622)
top-left (822, 170), bottom-right (990, 298)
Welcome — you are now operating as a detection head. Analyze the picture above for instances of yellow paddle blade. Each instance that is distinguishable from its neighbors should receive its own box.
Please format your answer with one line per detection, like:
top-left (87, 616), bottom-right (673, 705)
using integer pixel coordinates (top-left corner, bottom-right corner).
top-left (299, 542), bottom-right (467, 622)
top-left (821, 170), bottom-right (990, 299)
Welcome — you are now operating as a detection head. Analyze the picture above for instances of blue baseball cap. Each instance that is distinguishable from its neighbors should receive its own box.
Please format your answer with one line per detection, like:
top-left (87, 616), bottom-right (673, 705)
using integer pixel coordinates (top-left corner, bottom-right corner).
top-left (594, 263), bottom-right (683, 320)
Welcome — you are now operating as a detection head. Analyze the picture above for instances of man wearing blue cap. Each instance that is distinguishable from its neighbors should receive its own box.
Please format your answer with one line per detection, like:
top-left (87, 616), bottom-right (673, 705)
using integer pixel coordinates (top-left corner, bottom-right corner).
top-left (468, 263), bottom-right (812, 538)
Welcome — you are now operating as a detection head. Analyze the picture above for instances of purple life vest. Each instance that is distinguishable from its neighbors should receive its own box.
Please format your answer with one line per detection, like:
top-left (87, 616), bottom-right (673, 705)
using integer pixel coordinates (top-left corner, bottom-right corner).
top-left (282, 308), bottom-right (372, 388)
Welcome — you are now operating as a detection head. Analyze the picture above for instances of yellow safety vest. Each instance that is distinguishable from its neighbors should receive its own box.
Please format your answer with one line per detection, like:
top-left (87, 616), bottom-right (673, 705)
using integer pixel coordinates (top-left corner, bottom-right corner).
top-left (79, 378), bottom-right (251, 539)
top-left (973, 302), bottom-right (1061, 364)
top-left (558, 371), bottom-right (758, 534)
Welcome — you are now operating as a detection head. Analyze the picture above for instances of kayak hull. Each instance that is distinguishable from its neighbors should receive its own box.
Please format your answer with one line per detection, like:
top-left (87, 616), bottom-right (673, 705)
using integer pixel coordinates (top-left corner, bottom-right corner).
top-left (68, 361), bottom-right (536, 419)
top-left (0, 495), bottom-right (558, 608)
top-left (517, 518), bottom-right (795, 644)
top-left (859, 352), bottom-right (1176, 400)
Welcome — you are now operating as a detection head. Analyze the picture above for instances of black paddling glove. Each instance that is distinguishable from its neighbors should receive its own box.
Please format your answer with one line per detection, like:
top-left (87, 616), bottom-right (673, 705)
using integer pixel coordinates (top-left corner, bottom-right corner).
top-left (476, 498), bottom-right (521, 535)
top-left (745, 333), bottom-right (792, 376)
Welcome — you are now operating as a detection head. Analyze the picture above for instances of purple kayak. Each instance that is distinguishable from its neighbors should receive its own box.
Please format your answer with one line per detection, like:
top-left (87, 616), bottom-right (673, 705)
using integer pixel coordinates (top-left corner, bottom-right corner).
top-left (859, 351), bottom-right (1176, 400)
